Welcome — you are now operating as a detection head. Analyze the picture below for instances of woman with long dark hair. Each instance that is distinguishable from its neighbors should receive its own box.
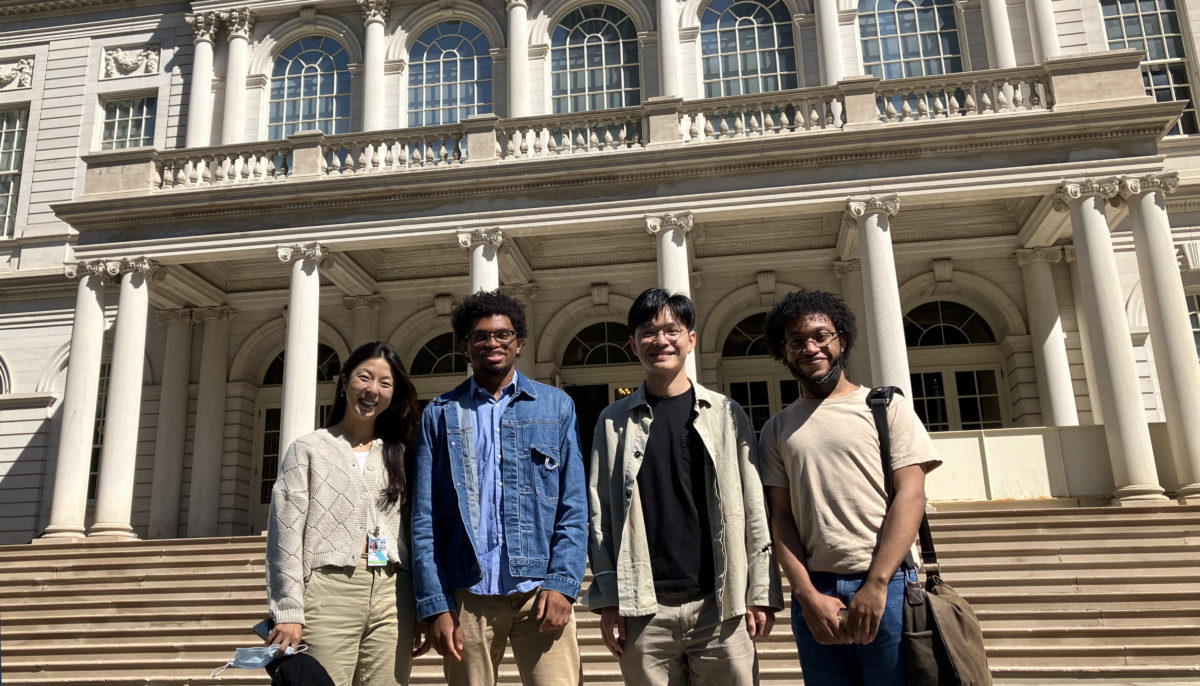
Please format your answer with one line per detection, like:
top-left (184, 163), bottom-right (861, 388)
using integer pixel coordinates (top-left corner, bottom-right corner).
top-left (266, 341), bottom-right (427, 685)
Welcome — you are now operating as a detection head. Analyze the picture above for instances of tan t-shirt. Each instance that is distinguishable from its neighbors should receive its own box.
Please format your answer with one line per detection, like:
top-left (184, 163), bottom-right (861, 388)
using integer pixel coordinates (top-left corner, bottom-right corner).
top-left (759, 385), bottom-right (941, 575)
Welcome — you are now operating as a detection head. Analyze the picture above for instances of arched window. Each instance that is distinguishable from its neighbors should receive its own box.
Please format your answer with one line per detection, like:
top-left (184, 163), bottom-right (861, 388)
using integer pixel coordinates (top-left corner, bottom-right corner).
top-left (408, 21), bottom-right (494, 127)
top-left (700, 0), bottom-right (798, 98)
top-left (1100, 0), bottom-right (1197, 135)
top-left (551, 4), bottom-right (641, 113)
top-left (562, 322), bottom-right (635, 366)
top-left (262, 343), bottom-right (342, 385)
top-left (268, 36), bottom-right (352, 139)
top-left (410, 332), bottom-right (469, 376)
top-left (904, 301), bottom-right (1002, 432)
top-left (722, 312), bottom-right (769, 357)
top-left (858, 0), bottom-right (962, 80)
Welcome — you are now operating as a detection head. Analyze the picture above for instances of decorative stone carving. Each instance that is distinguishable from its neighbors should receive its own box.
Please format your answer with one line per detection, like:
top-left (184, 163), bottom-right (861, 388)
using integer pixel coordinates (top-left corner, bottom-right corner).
top-left (832, 260), bottom-right (861, 278)
top-left (456, 227), bottom-right (504, 249)
top-left (590, 283), bottom-right (610, 306)
top-left (192, 306), bottom-right (237, 322)
top-left (156, 308), bottom-right (194, 325)
top-left (299, 7), bottom-right (318, 25)
top-left (1182, 241), bottom-right (1200, 273)
top-left (103, 46), bottom-right (159, 79)
top-left (358, 0), bottom-right (390, 25)
top-left (756, 271), bottom-right (776, 296)
top-left (343, 294), bottom-right (385, 311)
top-left (1062, 245), bottom-right (1077, 263)
top-left (931, 258), bottom-right (953, 283)
top-left (846, 194), bottom-right (901, 219)
top-left (644, 211), bottom-right (694, 236)
top-left (277, 243), bottom-right (328, 263)
top-left (63, 259), bottom-right (110, 280)
top-left (0, 57), bottom-right (33, 90)
top-left (1118, 172), bottom-right (1181, 200)
top-left (186, 12), bottom-right (221, 43)
top-left (222, 7), bottom-right (255, 40)
top-left (501, 283), bottom-right (541, 300)
top-left (1051, 178), bottom-right (1119, 212)
top-left (433, 293), bottom-right (454, 317)
top-left (1014, 246), bottom-right (1063, 266)
top-left (120, 256), bottom-right (161, 277)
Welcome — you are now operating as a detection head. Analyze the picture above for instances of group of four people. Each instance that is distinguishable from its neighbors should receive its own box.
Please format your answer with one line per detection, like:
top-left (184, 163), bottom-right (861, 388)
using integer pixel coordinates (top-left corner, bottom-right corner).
top-left (265, 287), bottom-right (941, 686)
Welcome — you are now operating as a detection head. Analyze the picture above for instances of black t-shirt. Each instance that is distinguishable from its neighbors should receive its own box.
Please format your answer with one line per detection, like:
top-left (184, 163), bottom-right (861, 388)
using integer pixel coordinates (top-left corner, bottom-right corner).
top-left (636, 387), bottom-right (715, 596)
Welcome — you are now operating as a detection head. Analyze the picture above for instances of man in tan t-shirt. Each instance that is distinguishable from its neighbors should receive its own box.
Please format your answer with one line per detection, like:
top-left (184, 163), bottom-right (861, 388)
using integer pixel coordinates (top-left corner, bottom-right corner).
top-left (758, 289), bottom-right (941, 686)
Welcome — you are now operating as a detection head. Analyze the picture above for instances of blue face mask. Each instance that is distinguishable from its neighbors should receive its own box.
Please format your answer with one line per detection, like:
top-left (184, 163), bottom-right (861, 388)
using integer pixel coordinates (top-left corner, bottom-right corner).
top-left (210, 644), bottom-right (306, 677)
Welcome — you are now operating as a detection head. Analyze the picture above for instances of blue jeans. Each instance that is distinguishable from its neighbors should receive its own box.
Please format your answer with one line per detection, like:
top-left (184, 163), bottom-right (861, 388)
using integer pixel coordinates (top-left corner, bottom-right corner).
top-left (790, 568), bottom-right (914, 686)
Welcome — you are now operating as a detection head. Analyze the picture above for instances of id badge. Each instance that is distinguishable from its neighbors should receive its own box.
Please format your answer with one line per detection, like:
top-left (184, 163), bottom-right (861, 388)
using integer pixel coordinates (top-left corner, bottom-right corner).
top-left (367, 535), bottom-right (388, 567)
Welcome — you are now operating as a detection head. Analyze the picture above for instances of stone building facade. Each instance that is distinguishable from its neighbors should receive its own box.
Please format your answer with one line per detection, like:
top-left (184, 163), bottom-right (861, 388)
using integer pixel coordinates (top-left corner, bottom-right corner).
top-left (1, 0), bottom-right (1199, 544)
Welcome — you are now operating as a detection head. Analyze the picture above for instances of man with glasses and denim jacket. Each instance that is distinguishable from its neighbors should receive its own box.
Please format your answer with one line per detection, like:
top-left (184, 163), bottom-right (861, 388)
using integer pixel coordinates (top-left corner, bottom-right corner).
top-left (758, 290), bottom-right (941, 685)
top-left (411, 290), bottom-right (586, 686)
top-left (585, 288), bottom-right (782, 686)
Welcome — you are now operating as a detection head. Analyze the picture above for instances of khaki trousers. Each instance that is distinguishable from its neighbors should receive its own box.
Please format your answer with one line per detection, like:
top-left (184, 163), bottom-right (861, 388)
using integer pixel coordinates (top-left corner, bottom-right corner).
top-left (304, 558), bottom-right (417, 686)
top-left (444, 588), bottom-right (583, 686)
top-left (619, 593), bottom-right (758, 686)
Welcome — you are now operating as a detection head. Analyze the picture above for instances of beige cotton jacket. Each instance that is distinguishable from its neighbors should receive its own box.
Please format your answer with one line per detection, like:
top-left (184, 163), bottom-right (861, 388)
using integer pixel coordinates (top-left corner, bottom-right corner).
top-left (584, 382), bottom-right (783, 620)
top-left (266, 428), bottom-right (406, 625)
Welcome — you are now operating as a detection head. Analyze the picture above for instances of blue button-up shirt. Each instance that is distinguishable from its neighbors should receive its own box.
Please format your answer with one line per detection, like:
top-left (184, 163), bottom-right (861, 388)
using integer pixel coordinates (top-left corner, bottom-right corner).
top-left (468, 372), bottom-right (540, 596)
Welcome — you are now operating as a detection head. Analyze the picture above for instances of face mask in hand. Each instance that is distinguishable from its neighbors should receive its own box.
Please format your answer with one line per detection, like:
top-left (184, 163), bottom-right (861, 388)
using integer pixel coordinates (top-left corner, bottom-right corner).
top-left (210, 644), bottom-right (307, 677)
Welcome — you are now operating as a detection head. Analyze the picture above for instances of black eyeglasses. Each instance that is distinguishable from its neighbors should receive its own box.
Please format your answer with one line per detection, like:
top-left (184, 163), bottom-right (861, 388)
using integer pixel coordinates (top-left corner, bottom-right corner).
top-left (468, 329), bottom-right (519, 346)
top-left (783, 331), bottom-right (841, 353)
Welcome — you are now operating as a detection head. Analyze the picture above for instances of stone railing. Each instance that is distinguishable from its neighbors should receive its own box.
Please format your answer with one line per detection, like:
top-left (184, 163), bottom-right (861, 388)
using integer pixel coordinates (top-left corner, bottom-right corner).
top-left (321, 125), bottom-right (468, 175)
top-left (497, 108), bottom-right (645, 159)
top-left (75, 51), bottom-right (1156, 197)
top-left (873, 66), bottom-right (1052, 122)
top-left (680, 87), bottom-right (843, 142)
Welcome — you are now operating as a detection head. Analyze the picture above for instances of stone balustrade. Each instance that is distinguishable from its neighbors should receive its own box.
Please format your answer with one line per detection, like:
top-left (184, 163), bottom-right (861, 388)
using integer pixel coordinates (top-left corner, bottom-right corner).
top-left (156, 144), bottom-right (292, 190)
top-left (321, 125), bottom-right (468, 175)
top-left (681, 87), bottom-right (843, 142)
top-left (875, 66), bottom-right (1051, 123)
top-left (497, 108), bottom-right (645, 159)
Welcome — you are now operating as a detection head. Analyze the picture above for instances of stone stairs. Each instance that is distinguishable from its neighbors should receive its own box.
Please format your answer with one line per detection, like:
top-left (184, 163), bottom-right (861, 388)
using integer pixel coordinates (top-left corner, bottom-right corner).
top-left (1, 505), bottom-right (1198, 684)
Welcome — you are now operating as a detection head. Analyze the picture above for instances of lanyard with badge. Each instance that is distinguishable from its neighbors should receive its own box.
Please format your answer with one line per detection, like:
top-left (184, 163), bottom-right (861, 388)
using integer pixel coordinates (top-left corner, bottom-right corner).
top-left (367, 526), bottom-right (388, 566)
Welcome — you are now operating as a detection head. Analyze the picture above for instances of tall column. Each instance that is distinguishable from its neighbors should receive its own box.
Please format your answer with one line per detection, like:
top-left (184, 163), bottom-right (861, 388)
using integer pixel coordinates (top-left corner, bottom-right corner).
top-left (345, 295), bottom-right (385, 347)
top-left (657, 0), bottom-right (681, 97)
top-left (185, 12), bottom-right (220, 148)
top-left (1120, 173), bottom-right (1200, 502)
top-left (360, 0), bottom-right (389, 130)
top-left (814, 0), bottom-right (844, 85)
top-left (1014, 247), bottom-right (1078, 426)
top-left (186, 306), bottom-right (236, 537)
top-left (646, 211), bottom-right (697, 381)
top-left (278, 244), bottom-right (325, 455)
top-left (91, 258), bottom-right (157, 537)
top-left (458, 228), bottom-right (504, 293)
top-left (1053, 180), bottom-right (1166, 503)
top-left (220, 8), bottom-right (254, 145)
top-left (1064, 245), bottom-right (1104, 424)
top-left (42, 263), bottom-right (108, 539)
top-left (506, 1), bottom-right (530, 117)
top-left (848, 196), bottom-right (911, 396)
top-left (1026, 0), bottom-right (1061, 63)
top-left (147, 309), bottom-right (194, 539)
top-left (834, 260), bottom-right (873, 385)
top-left (980, 0), bottom-right (1017, 69)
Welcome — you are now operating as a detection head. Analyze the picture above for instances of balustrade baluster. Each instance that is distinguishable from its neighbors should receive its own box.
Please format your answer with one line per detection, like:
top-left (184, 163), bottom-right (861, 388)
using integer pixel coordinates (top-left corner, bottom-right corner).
top-left (519, 128), bottom-right (530, 157)
top-left (1030, 82), bottom-right (1043, 109)
top-left (384, 140), bottom-right (396, 170)
top-left (157, 160), bottom-right (169, 189)
top-left (702, 114), bottom-right (714, 141)
top-left (548, 129), bottom-right (559, 155)
top-left (964, 86), bottom-right (977, 115)
top-left (573, 127), bottom-right (585, 154)
top-left (996, 82), bottom-right (1009, 112)
top-left (603, 123), bottom-right (614, 149)
top-left (1013, 82), bottom-right (1025, 110)
top-left (200, 157), bottom-right (213, 184)
top-left (776, 104), bottom-right (791, 133)
top-left (884, 94), bottom-right (897, 122)
top-left (424, 138), bottom-right (435, 167)
top-left (688, 113), bottom-right (699, 141)
top-left (618, 122), bottom-right (628, 148)
top-left (328, 147), bottom-right (341, 175)
top-left (748, 110), bottom-right (761, 136)
top-left (900, 92), bottom-right (912, 121)
top-left (454, 134), bottom-right (465, 163)
top-left (214, 157), bottom-right (227, 183)
top-left (981, 86), bottom-right (994, 114)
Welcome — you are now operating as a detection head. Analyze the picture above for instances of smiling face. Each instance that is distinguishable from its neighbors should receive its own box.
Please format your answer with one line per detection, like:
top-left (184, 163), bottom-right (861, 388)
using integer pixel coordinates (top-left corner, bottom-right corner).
top-left (783, 313), bottom-right (844, 384)
top-left (465, 314), bottom-right (524, 381)
top-left (341, 356), bottom-right (395, 425)
top-left (630, 306), bottom-right (696, 378)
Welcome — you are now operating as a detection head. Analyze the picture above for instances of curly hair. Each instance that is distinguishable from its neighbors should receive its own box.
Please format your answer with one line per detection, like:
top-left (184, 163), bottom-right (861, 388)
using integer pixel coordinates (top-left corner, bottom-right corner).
top-left (763, 289), bottom-right (858, 362)
top-left (450, 290), bottom-right (528, 341)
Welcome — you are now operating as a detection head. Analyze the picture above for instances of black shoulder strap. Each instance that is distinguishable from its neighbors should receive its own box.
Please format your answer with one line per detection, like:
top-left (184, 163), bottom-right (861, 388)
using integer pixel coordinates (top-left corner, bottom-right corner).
top-left (867, 386), bottom-right (939, 572)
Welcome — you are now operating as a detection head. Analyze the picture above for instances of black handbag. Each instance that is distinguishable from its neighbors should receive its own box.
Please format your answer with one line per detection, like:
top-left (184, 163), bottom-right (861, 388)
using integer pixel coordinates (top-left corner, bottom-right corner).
top-left (868, 386), bottom-right (993, 686)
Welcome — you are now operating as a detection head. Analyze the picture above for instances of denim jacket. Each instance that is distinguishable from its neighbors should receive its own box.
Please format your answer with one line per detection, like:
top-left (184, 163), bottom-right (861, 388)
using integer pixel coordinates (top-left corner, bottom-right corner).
top-left (585, 381), bottom-right (783, 621)
top-left (411, 372), bottom-right (588, 621)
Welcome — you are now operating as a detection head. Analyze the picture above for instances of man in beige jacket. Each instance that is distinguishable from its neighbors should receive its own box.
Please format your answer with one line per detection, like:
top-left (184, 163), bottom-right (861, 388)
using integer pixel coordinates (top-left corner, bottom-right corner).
top-left (585, 288), bottom-right (782, 686)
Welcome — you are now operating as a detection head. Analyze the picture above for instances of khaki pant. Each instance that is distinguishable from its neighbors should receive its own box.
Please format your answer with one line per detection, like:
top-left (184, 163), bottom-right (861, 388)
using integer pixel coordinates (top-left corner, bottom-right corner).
top-left (444, 588), bottom-right (583, 686)
top-left (619, 593), bottom-right (758, 686)
top-left (304, 558), bottom-right (418, 686)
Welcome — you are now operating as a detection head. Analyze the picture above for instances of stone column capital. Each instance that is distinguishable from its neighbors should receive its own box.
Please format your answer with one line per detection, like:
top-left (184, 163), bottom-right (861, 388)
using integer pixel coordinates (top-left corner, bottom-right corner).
top-left (186, 11), bottom-right (222, 44)
top-left (343, 294), bottom-right (386, 311)
top-left (192, 306), bottom-right (237, 323)
top-left (846, 194), bottom-right (900, 220)
top-left (1062, 245), bottom-right (1077, 263)
top-left (277, 243), bottom-right (328, 263)
top-left (645, 211), bottom-right (694, 236)
top-left (358, 0), bottom-right (390, 26)
top-left (1119, 172), bottom-right (1181, 200)
top-left (1014, 246), bottom-right (1063, 266)
top-left (832, 259), bottom-right (862, 277)
top-left (501, 283), bottom-right (541, 300)
top-left (64, 259), bottom-right (110, 280)
top-left (1051, 178), bottom-right (1120, 211)
top-left (457, 227), bottom-right (504, 249)
top-left (505, 0), bottom-right (529, 10)
top-left (221, 7), bottom-right (255, 41)
top-left (118, 256), bottom-right (161, 277)
top-left (156, 308), bottom-right (195, 325)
